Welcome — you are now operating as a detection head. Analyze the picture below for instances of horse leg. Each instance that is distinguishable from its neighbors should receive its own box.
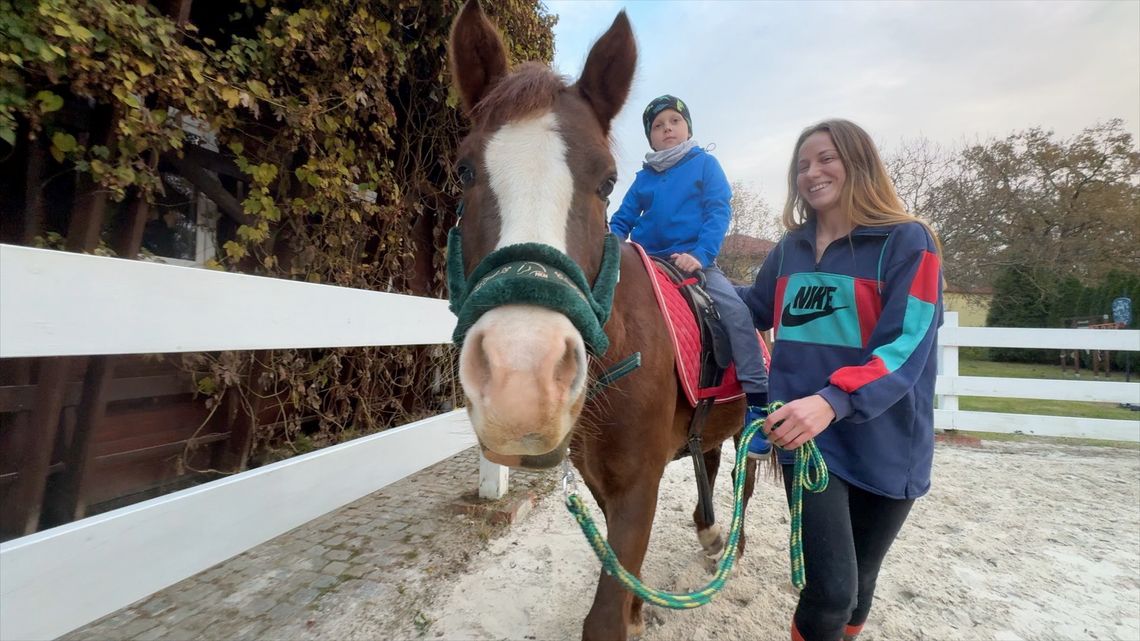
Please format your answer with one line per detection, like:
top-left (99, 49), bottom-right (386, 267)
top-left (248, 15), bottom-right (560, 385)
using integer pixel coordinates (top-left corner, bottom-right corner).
top-left (693, 444), bottom-right (726, 556)
top-left (582, 476), bottom-right (662, 641)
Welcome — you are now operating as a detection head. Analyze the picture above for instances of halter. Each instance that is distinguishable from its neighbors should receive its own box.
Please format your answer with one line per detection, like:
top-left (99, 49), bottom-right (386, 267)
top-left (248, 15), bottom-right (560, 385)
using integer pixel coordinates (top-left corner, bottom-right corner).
top-left (446, 215), bottom-right (622, 356)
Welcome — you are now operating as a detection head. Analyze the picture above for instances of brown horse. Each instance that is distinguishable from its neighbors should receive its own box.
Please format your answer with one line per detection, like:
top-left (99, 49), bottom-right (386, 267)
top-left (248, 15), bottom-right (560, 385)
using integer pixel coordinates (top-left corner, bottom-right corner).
top-left (448, 3), bottom-right (760, 640)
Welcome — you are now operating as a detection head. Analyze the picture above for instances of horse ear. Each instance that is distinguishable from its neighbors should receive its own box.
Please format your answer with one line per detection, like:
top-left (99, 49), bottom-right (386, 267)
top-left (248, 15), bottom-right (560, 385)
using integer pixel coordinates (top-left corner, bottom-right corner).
top-left (449, 0), bottom-right (509, 116)
top-left (574, 12), bottom-right (637, 134)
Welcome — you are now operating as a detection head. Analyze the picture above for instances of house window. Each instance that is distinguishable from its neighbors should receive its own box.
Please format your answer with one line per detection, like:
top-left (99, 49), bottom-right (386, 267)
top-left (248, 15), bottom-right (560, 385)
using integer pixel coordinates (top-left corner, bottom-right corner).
top-left (142, 128), bottom-right (220, 267)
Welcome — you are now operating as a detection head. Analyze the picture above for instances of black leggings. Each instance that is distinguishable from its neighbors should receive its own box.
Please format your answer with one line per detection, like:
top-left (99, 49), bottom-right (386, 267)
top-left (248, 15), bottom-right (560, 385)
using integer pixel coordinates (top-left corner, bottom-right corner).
top-left (782, 466), bottom-right (914, 641)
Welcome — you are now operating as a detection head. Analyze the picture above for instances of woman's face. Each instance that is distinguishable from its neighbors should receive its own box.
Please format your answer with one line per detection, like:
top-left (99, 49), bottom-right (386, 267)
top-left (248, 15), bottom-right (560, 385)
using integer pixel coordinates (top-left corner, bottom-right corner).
top-left (649, 109), bottom-right (690, 151)
top-left (796, 131), bottom-right (846, 217)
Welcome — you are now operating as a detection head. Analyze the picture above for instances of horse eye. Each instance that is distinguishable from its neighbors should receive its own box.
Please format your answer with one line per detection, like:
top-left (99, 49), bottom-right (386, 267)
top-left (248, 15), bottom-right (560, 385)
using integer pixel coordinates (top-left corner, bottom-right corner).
top-left (456, 162), bottom-right (476, 188)
top-left (598, 175), bottom-right (617, 200)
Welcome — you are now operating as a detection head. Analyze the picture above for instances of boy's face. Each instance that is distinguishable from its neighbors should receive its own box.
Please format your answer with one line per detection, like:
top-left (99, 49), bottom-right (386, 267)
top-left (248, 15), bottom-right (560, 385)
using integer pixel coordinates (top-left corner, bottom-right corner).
top-left (649, 109), bottom-right (690, 151)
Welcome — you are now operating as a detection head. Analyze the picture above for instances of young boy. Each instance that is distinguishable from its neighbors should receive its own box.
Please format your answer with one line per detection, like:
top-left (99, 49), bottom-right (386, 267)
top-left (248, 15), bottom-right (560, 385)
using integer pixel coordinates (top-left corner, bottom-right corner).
top-left (608, 95), bottom-right (771, 457)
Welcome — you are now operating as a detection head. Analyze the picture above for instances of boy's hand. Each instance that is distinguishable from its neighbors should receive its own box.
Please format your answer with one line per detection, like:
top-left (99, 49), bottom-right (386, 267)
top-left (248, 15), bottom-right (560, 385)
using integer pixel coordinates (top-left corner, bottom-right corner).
top-left (671, 253), bottom-right (702, 273)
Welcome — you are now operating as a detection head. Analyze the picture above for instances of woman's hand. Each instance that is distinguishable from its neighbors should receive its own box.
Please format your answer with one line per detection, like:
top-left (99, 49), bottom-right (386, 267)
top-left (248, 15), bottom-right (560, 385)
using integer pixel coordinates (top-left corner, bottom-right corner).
top-left (763, 395), bottom-right (836, 450)
top-left (671, 252), bottom-right (702, 273)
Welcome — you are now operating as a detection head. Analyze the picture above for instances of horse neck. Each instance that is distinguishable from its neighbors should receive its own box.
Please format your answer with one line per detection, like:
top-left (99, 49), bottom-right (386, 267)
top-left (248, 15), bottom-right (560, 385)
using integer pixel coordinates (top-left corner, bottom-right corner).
top-left (600, 246), bottom-right (661, 368)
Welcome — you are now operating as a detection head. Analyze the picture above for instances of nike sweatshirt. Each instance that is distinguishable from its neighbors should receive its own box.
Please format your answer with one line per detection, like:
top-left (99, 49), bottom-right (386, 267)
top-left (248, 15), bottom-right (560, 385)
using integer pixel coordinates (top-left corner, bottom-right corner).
top-left (737, 219), bottom-right (943, 499)
top-left (607, 147), bottom-right (731, 268)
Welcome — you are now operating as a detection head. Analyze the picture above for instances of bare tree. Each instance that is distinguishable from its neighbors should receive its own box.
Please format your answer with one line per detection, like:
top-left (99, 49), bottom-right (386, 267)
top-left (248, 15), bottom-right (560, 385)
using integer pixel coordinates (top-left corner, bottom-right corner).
top-left (884, 136), bottom-right (954, 216)
top-left (720, 181), bottom-right (780, 282)
top-left (920, 120), bottom-right (1140, 294)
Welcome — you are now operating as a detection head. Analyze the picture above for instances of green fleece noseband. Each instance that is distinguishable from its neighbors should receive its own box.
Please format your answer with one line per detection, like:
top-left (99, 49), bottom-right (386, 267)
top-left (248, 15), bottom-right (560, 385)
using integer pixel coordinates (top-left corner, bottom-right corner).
top-left (447, 226), bottom-right (621, 356)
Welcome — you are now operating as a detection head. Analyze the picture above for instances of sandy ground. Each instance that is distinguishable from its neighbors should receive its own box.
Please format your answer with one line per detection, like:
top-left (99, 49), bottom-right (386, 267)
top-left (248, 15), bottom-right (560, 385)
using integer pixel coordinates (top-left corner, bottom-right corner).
top-left (424, 440), bottom-right (1140, 641)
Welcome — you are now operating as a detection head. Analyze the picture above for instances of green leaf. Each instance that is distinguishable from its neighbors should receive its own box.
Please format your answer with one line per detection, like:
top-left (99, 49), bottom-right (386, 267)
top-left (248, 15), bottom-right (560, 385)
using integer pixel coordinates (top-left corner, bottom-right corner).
top-left (69, 24), bottom-right (94, 41)
top-left (223, 240), bottom-right (247, 260)
top-left (0, 128), bottom-right (15, 146)
top-left (52, 131), bottom-right (77, 153)
top-left (35, 91), bottom-right (64, 113)
top-left (220, 87), bottom-right (241, 107)
top-left (196, 376), bottom-right (217, 395)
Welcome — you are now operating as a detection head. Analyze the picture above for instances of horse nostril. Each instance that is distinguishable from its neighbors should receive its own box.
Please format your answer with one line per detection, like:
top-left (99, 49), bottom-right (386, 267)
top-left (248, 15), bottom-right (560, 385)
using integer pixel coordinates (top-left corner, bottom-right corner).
top-left (554, 336), bottom-right (583, 390)
top-left (461, 330), bottom-right (493, 395)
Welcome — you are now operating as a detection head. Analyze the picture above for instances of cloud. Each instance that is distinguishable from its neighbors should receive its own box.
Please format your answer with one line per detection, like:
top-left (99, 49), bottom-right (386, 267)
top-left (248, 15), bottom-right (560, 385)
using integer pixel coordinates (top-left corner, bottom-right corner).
top-left (547, 0), bottom-right (1140, 216)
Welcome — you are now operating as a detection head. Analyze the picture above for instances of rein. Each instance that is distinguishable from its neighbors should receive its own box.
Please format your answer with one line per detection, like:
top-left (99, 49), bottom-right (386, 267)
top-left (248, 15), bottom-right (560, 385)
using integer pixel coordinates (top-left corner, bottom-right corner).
top-left (563, 402), bottom-right (829, 608)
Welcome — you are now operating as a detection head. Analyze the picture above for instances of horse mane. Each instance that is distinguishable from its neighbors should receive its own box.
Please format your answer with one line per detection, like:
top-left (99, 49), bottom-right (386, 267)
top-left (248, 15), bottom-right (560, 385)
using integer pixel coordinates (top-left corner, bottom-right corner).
top-left (473, 62), bottom-right (568, 125)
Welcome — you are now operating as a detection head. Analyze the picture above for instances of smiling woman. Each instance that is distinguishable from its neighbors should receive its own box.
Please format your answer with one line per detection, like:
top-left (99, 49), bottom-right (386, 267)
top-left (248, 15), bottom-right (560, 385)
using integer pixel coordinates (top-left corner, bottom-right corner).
top-left (736, 119), bottom-right (944, 641)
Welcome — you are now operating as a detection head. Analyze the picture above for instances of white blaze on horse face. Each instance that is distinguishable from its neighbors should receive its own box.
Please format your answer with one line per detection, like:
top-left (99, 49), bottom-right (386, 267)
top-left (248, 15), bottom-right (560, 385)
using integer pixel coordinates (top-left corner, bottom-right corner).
top-left (466, 112), bottom-right (585, 458)
top-left (485, 112), bottom-right (573, 251)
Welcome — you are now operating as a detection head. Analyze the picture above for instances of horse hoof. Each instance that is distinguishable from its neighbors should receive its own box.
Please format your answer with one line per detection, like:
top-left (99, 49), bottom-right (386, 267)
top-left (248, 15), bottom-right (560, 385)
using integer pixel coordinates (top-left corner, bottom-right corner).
top-left (627, 616), bottom-right (646, 639)
top-left (697, 524), bottom-right (725, 556)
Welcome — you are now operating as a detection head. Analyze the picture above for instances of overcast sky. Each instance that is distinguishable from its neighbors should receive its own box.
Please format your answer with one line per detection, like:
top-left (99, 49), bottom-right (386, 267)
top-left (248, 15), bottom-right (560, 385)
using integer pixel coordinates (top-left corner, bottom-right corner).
top-left (544, 0), bottom-right (1140, 225)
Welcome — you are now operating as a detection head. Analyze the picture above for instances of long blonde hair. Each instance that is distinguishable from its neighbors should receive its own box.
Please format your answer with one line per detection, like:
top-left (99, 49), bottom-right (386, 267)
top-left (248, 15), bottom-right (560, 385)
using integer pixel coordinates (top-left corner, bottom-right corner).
top-left (781, 119), bottom-right (941, 253)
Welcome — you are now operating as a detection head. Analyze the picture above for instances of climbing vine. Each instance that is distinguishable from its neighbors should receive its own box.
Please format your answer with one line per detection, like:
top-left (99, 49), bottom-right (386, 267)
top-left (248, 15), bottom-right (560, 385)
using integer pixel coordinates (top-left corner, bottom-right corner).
top-left (1, 0), bottom-right (556, 460)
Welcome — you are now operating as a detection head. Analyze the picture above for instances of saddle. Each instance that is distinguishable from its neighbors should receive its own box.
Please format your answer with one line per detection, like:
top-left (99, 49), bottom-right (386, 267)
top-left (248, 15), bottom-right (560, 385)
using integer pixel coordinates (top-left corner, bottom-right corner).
top-left (632, 243), bottom-right (770, 528)
top-left (632, 244), bottom-right (752, 407)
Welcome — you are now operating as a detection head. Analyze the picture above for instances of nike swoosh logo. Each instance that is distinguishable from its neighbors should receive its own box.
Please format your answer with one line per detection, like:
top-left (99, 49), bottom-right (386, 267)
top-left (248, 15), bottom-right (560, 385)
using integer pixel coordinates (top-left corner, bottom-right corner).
top-left (781, 303), bottom-right (848, 327)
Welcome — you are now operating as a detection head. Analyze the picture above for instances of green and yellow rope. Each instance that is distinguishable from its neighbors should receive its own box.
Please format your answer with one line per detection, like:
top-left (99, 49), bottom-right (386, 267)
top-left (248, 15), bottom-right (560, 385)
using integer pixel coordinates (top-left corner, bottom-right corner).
top-left (787, 434), bottom-right (828, 590)
top-left (563, 401), bottom-right (829, 608)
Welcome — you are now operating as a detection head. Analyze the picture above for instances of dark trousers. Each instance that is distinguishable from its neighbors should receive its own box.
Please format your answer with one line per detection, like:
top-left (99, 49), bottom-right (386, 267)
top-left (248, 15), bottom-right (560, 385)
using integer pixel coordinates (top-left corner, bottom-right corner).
top-left (782, 467), bottom-right (914, 641)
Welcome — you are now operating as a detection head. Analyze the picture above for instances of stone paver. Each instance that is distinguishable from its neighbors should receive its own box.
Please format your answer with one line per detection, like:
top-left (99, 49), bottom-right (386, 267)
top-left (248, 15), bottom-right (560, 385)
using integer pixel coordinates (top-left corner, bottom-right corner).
top-left (63, 447), bottom-right (556, 640)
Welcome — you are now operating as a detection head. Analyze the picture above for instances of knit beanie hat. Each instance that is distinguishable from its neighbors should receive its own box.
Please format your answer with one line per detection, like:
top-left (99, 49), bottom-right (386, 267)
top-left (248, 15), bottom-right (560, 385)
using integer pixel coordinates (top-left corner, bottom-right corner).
top-left (642, 95), bottom-right (692, 141)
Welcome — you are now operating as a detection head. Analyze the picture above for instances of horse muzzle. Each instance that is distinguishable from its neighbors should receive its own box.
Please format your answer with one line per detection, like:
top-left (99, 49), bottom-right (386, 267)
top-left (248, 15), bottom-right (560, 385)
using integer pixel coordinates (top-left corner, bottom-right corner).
top-left (479, 432), bottom-right (573, 469)
top-left (459, 305), bottom-right (587, 463)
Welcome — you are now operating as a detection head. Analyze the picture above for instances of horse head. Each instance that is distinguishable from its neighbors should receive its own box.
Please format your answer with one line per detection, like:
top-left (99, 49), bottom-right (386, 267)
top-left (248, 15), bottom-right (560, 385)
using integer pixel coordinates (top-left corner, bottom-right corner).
top-left (447, 0), bottom-right (636, 467)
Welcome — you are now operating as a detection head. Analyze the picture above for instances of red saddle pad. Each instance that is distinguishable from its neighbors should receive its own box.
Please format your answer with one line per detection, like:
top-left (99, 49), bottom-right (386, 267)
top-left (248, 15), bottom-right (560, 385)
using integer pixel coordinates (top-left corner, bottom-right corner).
top-left (630, 243), bottom-right (769, 408)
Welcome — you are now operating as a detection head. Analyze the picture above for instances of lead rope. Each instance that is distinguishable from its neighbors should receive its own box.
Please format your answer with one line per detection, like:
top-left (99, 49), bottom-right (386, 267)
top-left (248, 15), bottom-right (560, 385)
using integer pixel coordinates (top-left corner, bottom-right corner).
top-left (562, 401), bottom-right (828, 607)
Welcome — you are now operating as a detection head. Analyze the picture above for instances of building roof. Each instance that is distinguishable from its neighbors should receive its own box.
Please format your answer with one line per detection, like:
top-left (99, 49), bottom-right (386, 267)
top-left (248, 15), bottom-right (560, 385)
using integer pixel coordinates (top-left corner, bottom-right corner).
top-left (721, 234), bottom-right (776, 256)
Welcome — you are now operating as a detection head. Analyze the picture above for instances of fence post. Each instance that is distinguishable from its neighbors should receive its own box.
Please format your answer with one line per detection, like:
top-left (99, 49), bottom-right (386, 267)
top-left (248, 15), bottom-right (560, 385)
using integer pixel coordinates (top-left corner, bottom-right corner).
top-left (478, 452), bottom-right (509, 499)
top-left (938, 312), bottom-right (960, 420)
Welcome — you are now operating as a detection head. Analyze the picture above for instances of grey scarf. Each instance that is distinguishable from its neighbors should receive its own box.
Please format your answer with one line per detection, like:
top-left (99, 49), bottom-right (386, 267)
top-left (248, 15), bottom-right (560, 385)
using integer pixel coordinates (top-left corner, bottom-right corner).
top-left (645, 139), bottom-right (699, 172)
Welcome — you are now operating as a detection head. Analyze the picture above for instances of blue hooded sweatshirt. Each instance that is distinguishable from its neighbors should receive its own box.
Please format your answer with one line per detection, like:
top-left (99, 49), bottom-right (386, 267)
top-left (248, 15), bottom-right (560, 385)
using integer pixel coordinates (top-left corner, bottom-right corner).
top-left (737, 220), bottom-right (943, 499)
top-left (608, 147), bottom-right (731, 268)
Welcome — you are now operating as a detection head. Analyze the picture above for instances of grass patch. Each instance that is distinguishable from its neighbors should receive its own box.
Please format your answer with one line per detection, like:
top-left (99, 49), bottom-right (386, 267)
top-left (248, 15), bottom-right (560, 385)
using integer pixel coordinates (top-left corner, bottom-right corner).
top-left (959, 358), bottom-right (1136, 382)
top-left (952, 358), bottom-right (1139, 421)
top-left (946, 429), bottom-right (1139, 450)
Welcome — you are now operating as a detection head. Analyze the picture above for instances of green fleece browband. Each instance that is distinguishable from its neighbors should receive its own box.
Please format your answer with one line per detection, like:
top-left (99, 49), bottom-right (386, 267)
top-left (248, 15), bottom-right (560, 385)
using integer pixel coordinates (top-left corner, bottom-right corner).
top-left (447, 226), bottom-right (621, 355)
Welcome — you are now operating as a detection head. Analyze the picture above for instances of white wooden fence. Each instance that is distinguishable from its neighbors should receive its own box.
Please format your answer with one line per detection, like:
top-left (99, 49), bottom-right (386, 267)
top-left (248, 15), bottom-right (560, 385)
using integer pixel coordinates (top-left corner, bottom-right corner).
top-left (0, 244), bottom-right (504, 641)
top-left (0, 245), bottom-right (1138, 640)
top-left (936, 312), bottom-right (1140, 440)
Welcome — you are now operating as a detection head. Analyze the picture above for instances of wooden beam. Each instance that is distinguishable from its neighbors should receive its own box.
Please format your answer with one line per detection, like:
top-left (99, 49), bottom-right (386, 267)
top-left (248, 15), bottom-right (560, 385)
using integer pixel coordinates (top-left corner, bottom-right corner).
top-left (46, 358), bottom-right (114, 525)
top-left (0, 139), bottom-right (45, 538)
top-left (162, 150), bottom-right (255, 227)
top-left (22, 143), bottom-right (47, 245)
top-left (14, 106), bottom-right (116, 535)
top-left (0, 375), bottom-right (194, 413)
top-left (52, 180), bottom-right (158, 524)
top-left (10, 359), bottom-right (71, 535)
top-left (180, 143), bottom-right (245, 180)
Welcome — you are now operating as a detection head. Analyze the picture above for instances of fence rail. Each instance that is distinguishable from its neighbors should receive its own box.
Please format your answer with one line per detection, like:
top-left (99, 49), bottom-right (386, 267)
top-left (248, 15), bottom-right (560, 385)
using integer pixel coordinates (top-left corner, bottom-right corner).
top-left (0, 243), bottom-right (498, 641)
top-left (935, 312), bottom-right (1140, 441)
top-left (0, 244), bottom-right (456, 357)
top-left (1, 246), bottom-right (1139, 640)
top-left (0, 411), bottom-right (475, 641)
